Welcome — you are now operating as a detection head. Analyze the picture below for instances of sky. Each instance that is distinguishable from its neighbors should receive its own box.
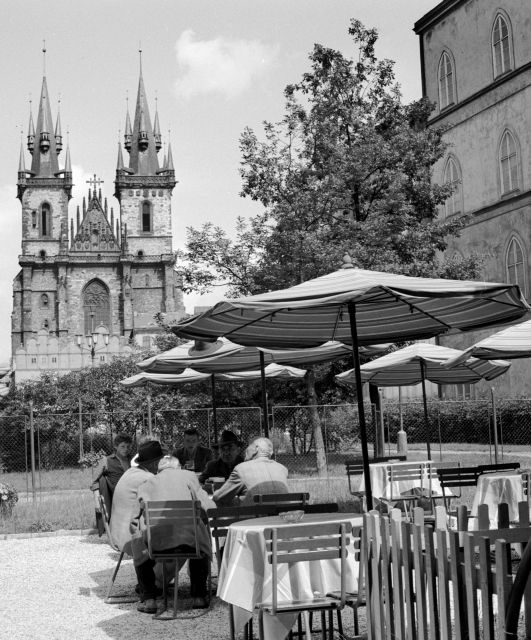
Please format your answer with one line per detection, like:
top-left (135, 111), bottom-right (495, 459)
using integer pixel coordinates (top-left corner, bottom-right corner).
top-left (0, 0), bottom-right (439, 363)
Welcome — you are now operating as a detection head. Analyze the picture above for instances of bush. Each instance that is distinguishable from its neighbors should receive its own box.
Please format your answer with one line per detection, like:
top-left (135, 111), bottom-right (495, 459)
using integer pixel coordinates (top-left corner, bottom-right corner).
top-left (0, 481), bottom-right (18, 517)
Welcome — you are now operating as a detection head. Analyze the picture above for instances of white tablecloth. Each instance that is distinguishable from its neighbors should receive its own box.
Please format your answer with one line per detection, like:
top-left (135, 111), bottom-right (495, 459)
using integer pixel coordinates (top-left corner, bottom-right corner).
top-left (359, 460), bottom-right (444, 501)
top-left (470, 472), bottom-right (522, 529)
top-left (217, 512), bottom-right (363, 640)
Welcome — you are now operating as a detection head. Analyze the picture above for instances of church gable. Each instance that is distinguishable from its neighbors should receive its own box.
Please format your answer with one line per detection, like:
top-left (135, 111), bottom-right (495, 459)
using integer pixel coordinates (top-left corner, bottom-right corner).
top-left (72, 192), bottom-right (119, 253)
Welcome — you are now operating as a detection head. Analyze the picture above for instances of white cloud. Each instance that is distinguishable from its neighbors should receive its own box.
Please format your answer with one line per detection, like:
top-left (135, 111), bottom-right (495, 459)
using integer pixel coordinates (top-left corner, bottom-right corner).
top-left (174, 30), bottom-right (277, 99)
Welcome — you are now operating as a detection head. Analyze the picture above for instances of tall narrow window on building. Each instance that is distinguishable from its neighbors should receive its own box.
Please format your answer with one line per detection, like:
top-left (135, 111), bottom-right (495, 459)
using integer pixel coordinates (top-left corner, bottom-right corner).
top-left (82, 279), bottom-right (111, 335)
top-left (40, 203), bottom-right (51, 237)
top-left (142, 201), bottom-right (152, 232)
top-left (499, 130), bottom-right (519, 194)
top-left (492, 13), bottom-right (512, 77)
top-left (438, 52), bottom-right (455, 109)
top-left (506, 237), bottom-right (526, 296)
top-left (443, 157), bottom-right (462, 216)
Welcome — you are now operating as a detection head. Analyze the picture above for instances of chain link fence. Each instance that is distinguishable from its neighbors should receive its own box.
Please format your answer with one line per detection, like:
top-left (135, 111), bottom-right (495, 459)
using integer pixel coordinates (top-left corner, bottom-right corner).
top-left (2, 399), bottom-right (531, 496)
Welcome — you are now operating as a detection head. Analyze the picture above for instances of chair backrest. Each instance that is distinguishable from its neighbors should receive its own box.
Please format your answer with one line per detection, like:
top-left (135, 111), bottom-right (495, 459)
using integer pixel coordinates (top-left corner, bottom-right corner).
top-left (144, 500), bottom-right (202, 559)
top-left (346, 456), bottom-right (407, 494)
top-left (436, 465), bottom-right (481, 499)
top-left (264, 520), bottom-right (352, 613)
top-left (302, 503), bottom-right (339, 514)
top-left (478, 462), bottom-right (520, 475)
top-left (387, 462), bottom-right (433, 501)
top-left (207, 504), bottom-right (280, 568)
top-left (253, 492), bottom-right (309, 506)
top-left (372, 455), bottom-right (407, 464)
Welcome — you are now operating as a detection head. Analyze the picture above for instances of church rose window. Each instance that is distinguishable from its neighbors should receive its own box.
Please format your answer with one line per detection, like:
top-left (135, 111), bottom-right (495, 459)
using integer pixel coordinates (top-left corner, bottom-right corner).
top-left (83, 280), bottom-right (110, 335)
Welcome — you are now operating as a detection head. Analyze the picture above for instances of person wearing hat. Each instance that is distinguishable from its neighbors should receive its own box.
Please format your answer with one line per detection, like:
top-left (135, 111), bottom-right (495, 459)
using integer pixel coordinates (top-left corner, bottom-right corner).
top-left (198, 430), bottom-right (244, 485)
top-left (110, 440), bottom-right (164, 555)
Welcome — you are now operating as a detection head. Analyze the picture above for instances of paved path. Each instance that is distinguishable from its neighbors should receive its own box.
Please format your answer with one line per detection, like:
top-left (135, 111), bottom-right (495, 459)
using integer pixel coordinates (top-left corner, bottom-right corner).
top-left (1, 534), bottom-right (229, 640)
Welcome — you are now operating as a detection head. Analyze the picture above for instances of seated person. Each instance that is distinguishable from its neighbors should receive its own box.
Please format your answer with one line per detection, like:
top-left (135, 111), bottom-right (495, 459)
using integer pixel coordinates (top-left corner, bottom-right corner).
top-left (213, 437), bottom-right (289, 506)
top-left (133, 455), bottom-right (214, 612)
top-left (91, 433), bottom-right (133, 534)
top-left (198, 430), bottom-right (244, 485)
top-left (173, 427), bottom-right (213, 473)
top-left (110, 440), bottom-right (163, 554)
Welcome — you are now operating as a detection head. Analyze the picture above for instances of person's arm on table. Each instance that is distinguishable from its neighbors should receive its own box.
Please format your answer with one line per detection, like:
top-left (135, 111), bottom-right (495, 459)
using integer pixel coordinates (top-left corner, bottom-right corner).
top-left (212, 468), bottom-right (246, 505)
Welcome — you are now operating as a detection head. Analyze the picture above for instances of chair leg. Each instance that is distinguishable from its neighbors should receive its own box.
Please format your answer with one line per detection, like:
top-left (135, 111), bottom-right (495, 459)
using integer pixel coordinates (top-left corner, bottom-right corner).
top-left (229, 604), bottom-right (236, 640)
top-left (320, 610), bottom-right (326, 640)
top-left (173, 561), bottom-right (179, 616)
top-left (336, 609), bottom-right (344, 638)
top-left (258, 609), bottom-right (265, 640)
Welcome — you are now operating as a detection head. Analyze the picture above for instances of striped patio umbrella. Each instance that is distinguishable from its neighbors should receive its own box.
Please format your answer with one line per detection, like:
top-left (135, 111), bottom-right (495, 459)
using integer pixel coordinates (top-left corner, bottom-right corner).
top-left (336, 342), bottom-right (511, 457)
top-left (171, 263), bottom-right (528, 510)
top-left (444, 319), bottom-right (531, 366)
top-left (121, 364), bottom-right (306, 441)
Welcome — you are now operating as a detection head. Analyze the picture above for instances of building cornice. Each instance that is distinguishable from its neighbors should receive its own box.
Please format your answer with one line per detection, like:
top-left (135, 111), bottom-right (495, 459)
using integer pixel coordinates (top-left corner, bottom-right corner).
top-left (455, 189), bottom-right (531, 228)
top-left (414, 0), bottom-right (466, 34)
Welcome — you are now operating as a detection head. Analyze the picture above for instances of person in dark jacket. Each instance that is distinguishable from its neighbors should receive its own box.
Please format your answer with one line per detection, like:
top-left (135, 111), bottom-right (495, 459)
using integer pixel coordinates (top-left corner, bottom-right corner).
top-left (198, 430), bottom-right (244, 485)
top-left (173, 427), bottom-right (213, 473)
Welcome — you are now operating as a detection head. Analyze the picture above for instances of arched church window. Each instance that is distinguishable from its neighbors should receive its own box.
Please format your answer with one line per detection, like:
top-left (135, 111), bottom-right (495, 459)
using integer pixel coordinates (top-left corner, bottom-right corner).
top-left (142, 201), bottom-right (152, 232)
top-left (438, 51), bottom-right (455, 110)
top-left (499, 130), bottom-right (519, 194)
top-left (443, 157), bottom-right (462, 216)
top-left (492, 13), bottom-right (513, 78)
top-left (31, 210), bottom-right (37, 228)
top-left (40, 203), bottom-right (51, 237)
top-left (506, 237), bottom-right (527, 296)
top-left (40, 293), bottom-right (49, 308)
top-left (82, 280), bottom-right (111, 335)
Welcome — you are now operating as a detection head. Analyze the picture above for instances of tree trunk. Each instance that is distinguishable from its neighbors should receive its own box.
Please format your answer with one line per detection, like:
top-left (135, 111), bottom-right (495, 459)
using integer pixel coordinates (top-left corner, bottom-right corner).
top-left (306, 367), bottom-right (327, 477)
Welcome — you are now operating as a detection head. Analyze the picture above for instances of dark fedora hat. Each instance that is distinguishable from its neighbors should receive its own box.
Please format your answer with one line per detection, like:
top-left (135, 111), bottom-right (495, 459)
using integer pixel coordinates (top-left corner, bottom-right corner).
top-left (216, 430), bottom-right (242, 447)
top-left (136, 440), bottom-right (164, 464)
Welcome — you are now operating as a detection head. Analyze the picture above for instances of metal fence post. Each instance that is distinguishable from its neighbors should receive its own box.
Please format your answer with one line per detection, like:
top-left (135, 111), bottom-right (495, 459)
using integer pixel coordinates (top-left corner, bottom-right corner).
top-left (147, 394), bottom-right (153, 436)
top-left (28, 400), bottom-right (36, 502)
top-left (491, 387), bottom-right (499, 464)
top-left (78, 397), bottom-right (84, 459)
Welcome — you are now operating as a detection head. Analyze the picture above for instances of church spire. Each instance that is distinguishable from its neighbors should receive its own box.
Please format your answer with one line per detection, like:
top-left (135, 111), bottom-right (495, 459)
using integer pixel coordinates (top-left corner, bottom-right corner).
top-left (116, 140), bottom-right (124, 171)
top-left (166, 140), bottom-right (174, 171)
top-left (124, 105), bottom-right (132, 151)
top-left (153, 102), bottom-right (162, 151)
top-left (124, 52), bottom-right (160, 176)
top-left (18, 138), bottom-right (26, 174)
top-left (55, 102), bottom-right (62, 154)
top-left (27, 105), bottom-right (35, 153)
top-left (30, 75), bottom-right (60, 177)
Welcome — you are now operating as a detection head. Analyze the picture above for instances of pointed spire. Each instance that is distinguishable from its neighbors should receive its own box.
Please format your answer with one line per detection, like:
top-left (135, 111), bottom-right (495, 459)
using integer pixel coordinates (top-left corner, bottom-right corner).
top-left (30, 76), bottom-right (60, 177)
top-left (55, 100), bottom-right (62, 154)
top-left (153, 99), bottom-right (162, 151)
top-left (127, 61), bottom-right (160, 175)
top-left (18, 138), bottom-right (26, 173)
top-left (116, 140), bottom-right (124, 170)
top-left (166, 141), bottom-right (174, 171)
top-left (76, 205), bottom-right (80, 230)
top-left (82, 196), bottom-right (86, 216)
top-left (27, 103), bottom-right (35, 154)
top-left (64, 142), bottom-right (71, 173)
top-left (124, 104), bottom-right (132, 151)
top-left (110, 206), bottom-right (114, 229)
top-left (70, 218), bottom-right (74, 244)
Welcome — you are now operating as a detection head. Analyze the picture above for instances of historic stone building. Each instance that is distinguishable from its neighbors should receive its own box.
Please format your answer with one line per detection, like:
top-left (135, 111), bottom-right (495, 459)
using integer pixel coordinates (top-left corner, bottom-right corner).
top-left (414, 0), bottom-right (531, 397)
top-left (13, 69), bottom-right (185, 381)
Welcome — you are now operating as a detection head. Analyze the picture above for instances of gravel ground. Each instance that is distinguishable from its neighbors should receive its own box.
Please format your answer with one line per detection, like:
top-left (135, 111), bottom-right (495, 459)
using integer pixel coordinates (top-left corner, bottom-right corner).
top-left (1, 533), bottom-right (231, 640)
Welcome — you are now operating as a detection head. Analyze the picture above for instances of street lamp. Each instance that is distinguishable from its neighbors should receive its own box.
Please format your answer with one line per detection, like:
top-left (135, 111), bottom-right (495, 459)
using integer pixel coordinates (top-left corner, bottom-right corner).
top-left (76, 327), bottom-right (110, 366)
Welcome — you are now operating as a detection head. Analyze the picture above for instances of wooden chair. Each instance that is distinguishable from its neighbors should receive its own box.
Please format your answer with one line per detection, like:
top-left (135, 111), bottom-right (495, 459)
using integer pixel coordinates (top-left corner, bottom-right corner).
top-left (380, 462), bottom-right (435, 519)
top-left (253, 492), bottom-right (310, 506)
top-left (98, 493), bottom-right (137, 604)
top-left (257, 520), bottom-right (352, 640)
top-left (144, 500), bottom-right (211, 620)
top-left (345, 456), bottom-right (407, 506)
top-left (436, 464), bottom-right (481, 512)
top-left (522, 471), bottom-right (531, 507)
top-left (478, 462), bottom-right (520, 475)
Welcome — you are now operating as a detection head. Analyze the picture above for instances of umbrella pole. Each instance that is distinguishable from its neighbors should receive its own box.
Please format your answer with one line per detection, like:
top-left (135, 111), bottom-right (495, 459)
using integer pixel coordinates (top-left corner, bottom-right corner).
top-left (347, 302), bottom-right (373, 511)
top-left (420, 361), bottom-right (432, 459)
top-left (259, 351), bottom-right (270, 438)
top-left (211, 375), bottom-right (219, 443)
top-left (491, 387), bottom-right (499, 464)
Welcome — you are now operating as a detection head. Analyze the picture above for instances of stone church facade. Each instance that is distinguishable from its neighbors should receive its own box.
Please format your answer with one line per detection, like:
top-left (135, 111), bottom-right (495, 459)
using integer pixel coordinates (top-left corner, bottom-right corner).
top-left (13, 69), bottom-right (185, 382)
top-left (415, 0), bottom-right (531, 397)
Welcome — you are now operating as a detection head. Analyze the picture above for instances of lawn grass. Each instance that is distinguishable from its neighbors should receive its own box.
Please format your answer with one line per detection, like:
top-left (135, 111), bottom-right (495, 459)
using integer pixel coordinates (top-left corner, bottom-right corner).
top-left (2, 443), bottom-right (529, 534)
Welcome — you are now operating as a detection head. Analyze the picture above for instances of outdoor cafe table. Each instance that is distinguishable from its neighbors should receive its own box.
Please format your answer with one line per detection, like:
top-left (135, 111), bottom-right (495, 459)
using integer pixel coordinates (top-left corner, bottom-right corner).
top-left (358, 460), bottom-right (444, 502)
top-left (470, 471), bottom-right (523, 529)
top-left (217, 512), bottom-right (363, 640)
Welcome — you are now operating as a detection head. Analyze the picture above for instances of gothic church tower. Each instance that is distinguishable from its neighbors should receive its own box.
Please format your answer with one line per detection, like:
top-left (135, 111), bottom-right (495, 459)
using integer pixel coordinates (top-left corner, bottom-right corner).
top-left (12, 62), bottom-right (185, 381)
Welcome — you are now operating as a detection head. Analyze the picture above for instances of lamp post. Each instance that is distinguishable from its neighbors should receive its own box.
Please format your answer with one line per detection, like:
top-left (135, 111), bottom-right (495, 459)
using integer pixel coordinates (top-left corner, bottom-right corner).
top-left (76, 328), bottom-right (110, 366)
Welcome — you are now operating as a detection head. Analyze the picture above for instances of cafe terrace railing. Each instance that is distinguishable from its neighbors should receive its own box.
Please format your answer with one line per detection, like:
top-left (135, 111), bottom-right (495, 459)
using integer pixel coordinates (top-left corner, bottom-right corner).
top-left (363, 502), bottom-right (531, 640)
